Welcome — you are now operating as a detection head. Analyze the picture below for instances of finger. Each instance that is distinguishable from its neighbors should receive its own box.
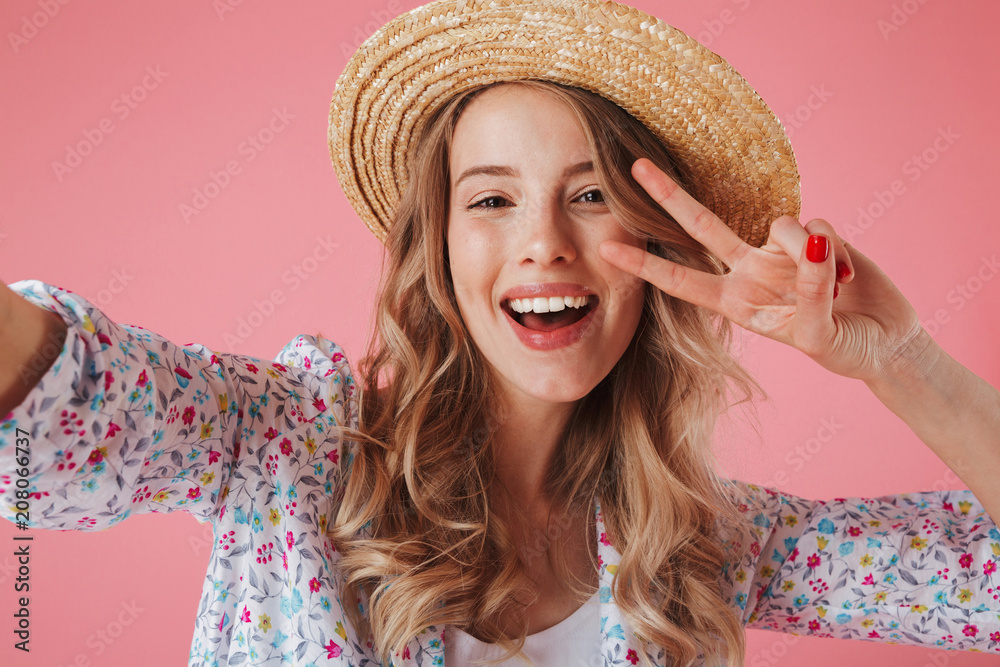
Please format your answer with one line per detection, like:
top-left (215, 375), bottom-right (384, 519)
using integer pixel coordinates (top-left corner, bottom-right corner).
top-left (803, 219), bottom-right (854, 284)
top-left (599, 240), bottom-right (724, 313)
top-left (631, 158), bottom-right (748, 268)
top-left (765, 215), bottom-right (810, 258)
top-left (767, 217), bottom-right (853, 290)
top-left (794, 233), bottom-right (837, 353)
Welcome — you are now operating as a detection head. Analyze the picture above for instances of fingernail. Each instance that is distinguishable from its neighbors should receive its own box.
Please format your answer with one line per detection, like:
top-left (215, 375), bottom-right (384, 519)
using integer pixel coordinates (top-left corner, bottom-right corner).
top-left (833, 284), bottom-right (840, 299)
top-left (836, 262), bottom-right (851, 281)
top-left (806, 235), bottom-right (829, 263)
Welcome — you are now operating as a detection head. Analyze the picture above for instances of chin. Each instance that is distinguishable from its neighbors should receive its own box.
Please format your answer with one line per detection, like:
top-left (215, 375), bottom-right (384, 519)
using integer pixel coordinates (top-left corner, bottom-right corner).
top-left (513, 372), bottom-right (603, 406)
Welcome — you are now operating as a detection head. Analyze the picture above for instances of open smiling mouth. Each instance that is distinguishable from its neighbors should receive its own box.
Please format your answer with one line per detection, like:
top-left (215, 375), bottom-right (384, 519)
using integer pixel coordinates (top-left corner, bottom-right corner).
top-left (502, 296), bottom-right (598, 332)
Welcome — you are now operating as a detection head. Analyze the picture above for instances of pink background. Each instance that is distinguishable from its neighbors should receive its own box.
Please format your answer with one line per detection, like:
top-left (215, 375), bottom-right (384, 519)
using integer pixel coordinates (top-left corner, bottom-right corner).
top-left (2, 0), bottom-right (998, 664)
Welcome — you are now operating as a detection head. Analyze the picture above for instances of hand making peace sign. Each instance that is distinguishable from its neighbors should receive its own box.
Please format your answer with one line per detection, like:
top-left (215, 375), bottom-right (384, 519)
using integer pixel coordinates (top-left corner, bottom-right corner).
top-left (599, 158), bottom-right (931, 384)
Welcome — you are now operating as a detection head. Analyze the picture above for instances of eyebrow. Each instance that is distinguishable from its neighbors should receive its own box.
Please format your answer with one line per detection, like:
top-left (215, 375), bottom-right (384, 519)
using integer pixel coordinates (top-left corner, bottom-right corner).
top-left (453, 160), bottom-right (594, 189)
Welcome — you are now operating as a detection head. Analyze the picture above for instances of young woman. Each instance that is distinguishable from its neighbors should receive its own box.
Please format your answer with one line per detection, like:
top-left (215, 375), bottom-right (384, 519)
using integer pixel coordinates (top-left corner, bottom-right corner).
top-left (2, 1), bottom-right (998, 666)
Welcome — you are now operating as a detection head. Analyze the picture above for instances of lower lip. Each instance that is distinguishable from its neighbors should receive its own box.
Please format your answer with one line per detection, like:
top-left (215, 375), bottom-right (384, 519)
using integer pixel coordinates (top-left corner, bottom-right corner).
top-left (503, 304), bottom-right (598, 351)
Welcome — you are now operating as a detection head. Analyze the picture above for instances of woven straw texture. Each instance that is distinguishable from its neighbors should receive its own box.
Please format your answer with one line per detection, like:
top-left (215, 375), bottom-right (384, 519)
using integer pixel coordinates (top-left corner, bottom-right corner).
top-left (329, 0), bottom-right (800, 248)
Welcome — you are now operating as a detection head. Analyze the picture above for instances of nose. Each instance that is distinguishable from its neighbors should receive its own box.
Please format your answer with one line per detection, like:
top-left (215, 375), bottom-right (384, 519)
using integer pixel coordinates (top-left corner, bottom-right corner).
top-left (516, 197), bottom-right (578, 267)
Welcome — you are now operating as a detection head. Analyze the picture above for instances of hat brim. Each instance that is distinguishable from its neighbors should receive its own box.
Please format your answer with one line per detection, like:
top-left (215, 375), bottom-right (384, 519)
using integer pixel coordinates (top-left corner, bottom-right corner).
top-left (329, 0), bottom-right (800, 248)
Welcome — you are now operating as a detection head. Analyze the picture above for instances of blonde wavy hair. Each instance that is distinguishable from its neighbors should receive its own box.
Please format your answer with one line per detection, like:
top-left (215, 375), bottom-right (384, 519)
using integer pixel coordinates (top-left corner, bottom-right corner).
top-left (330, 79), bottom-right (764, 667)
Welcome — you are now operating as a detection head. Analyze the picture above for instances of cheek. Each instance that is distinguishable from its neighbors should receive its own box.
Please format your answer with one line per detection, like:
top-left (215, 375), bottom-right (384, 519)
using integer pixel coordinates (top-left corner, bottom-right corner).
top-left (616, 275), bottom-right (647, 331)
top-left (610, 227), bottom-right (647, 311)
top-left (595, 226), bottom-right (647, 304)
top-left (613, 224), bottom-right (646, 251)
top-left (447, 226), bottom-right (500, 313)
top-left (447, 256), bottom-right (475, 321)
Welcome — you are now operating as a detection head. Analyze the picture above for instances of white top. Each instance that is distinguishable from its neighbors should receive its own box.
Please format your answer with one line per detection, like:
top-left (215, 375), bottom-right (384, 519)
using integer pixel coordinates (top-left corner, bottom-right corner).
top-left (444, 592), bottom-right (602, 666)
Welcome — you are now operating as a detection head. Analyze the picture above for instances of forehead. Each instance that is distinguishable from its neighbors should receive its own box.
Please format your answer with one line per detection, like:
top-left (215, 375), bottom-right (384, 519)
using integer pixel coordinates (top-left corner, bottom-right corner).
top-left (449, 84), bottom-right (592, 171)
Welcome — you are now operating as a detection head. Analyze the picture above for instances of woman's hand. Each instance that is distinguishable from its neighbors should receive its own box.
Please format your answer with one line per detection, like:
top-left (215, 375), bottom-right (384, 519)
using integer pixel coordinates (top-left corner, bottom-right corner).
top-left (601, 160), bottom-right (1000, 521)
top-left (599, 158), bottom-right (931, 384)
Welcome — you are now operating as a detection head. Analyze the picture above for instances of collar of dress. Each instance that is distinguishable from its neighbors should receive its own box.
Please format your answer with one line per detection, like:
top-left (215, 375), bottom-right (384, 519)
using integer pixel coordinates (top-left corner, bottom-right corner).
top-left (388, 494), bottom-right (645, 666)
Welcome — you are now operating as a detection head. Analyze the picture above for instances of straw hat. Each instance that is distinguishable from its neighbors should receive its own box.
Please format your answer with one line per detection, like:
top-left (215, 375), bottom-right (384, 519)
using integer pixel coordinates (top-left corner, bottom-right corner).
top-left (328, 0), bottom-right (800, 248)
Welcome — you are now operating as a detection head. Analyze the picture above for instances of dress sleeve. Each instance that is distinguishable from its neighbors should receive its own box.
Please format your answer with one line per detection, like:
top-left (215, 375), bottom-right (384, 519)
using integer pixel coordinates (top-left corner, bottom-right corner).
top-left (721, 481), bottom-right (1000, 652)
top-left (0, 279), bottom-right (357, 531)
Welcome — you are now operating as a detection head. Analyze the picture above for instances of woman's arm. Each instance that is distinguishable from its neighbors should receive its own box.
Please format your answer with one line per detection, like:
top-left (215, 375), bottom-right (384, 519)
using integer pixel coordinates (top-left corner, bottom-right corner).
top-left (730, 481), bottom-right (999, 650)
top-left (0, 279), bottom-right (68, 418)
top-left (864, 327), bottom-right (1000, 521)
top-left (0, 279), bottom-right (355, 531)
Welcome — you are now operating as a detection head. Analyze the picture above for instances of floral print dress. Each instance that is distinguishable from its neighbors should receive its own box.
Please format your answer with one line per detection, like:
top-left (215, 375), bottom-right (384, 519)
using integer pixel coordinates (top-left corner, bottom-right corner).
top-left (1, 280), bottom-right (998, 666)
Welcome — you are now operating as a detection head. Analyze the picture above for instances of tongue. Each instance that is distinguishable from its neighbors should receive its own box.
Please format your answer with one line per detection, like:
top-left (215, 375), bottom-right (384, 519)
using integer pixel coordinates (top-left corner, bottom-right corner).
top-left (520, 307), bottom-right (588, 332)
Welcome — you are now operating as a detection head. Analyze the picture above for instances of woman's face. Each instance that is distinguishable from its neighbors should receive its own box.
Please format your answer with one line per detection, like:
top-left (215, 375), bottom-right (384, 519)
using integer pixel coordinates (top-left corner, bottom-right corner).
top-left (446, 84), bottom-right (647, 412)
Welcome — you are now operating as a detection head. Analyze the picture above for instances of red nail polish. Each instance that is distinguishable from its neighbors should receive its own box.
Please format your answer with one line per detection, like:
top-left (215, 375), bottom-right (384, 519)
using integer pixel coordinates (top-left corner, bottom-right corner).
top-left (836, 262), bottom-right (851, 281)
top-left (833, 284), bottom-right (840, 299)
top-left (806, 235), bottom-right (829, 263)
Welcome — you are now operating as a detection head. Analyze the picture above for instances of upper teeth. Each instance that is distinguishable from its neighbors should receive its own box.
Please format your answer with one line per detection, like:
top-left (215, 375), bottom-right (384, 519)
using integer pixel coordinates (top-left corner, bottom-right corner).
top-left (507, 296), bottom-right (590, 313)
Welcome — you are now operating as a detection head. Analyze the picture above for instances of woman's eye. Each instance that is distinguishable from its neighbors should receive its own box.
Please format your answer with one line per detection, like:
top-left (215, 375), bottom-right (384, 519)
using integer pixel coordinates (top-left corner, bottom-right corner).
top-left (469, 195), bottom-right (510, 210)
top-left (578, 189), bottom-right (605, 203)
